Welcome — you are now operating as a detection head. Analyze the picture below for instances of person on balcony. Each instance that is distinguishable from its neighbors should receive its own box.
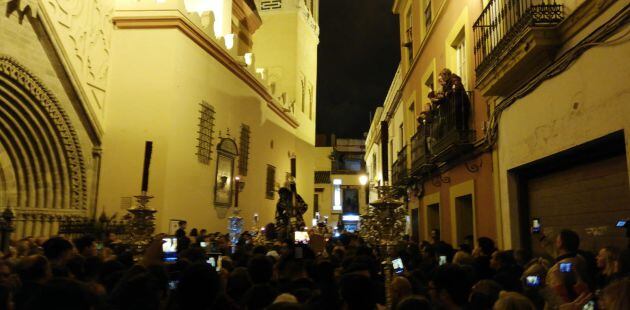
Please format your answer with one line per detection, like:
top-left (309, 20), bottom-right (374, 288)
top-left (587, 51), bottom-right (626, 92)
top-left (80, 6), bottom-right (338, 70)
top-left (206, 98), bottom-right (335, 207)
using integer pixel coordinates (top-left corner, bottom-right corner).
top-left (428, 69), bottom-right (471, 135)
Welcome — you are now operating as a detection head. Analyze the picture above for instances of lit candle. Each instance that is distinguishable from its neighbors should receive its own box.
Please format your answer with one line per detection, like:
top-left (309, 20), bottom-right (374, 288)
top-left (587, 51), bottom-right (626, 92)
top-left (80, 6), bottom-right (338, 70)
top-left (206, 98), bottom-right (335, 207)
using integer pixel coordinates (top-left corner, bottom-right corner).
top-left (141, 141), bottom-right (153, 193)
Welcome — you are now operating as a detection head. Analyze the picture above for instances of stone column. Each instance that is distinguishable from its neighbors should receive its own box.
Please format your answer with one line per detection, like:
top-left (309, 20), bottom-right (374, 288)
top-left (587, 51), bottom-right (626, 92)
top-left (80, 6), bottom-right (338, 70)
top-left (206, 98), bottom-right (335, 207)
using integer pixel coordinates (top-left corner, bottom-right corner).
top-left (15, 214), bottom-right (24, 240)
top-left (42, 215), bottom-right (51, 238)
top-left (51, 216), bottom-right (60, 237)
top-left (23, 214), bottom-right (32, 238)
top-left (32, 214), bottom-right (41, 237)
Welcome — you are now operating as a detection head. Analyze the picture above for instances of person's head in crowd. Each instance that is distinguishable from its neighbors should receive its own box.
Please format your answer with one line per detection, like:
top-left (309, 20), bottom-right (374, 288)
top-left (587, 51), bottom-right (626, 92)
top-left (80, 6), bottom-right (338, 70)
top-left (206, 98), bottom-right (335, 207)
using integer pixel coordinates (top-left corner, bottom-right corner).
top-left (601, 277), bottom-right (630, 310)
top-left (469, 279), bottom-right (502, 310)
top-left (0, 260), bottom-right (13, 287)
top-left (42, 237), bottom-right (74, 265)
top-left (244, 284), bottom-right (279, 310)
top-left (16, 240), bottom-right (31, 257)
top-left (274, 293), bottom-right (298, 304)
top-left (108, 269), bottom-right (164, 310)
top-left (248, 254), bottom-right (273, 284)
top-left (178, 247), bottom-right (206, 263)
top-left (227, 267), bottom-right (252, 302)
top-left (429, 264), bottom-right (471, 309)
top-left (24, 278), bottom-right (95, 310)
top-left (190, 228), bottom-right (198, 237)
top-left (453, 251), bottom-right (475, 266)
top-left (491, 251), bottom-right (516, 270)
top-left (340, 273), bottom-right (376, 310)
top-left (178, 220), bottom-right (187, 230)
top-left (476, 237), bottom-right (496, 257)
top-left (174, 263), bottom-right (221, 309)
top-left (431, 229), bottom-right (441, 243)
top-left (73, 235), bottom-right (97, 258)
top-left (513, 249), bottom-right (531, 267)
top-left (66, 255), bottom-right (86, 281)
top-left (253, 245), bottom-right (267, 255)
top-left (556, 229), bottom-right (580, 255)
top-left (493, 291), bottom-right (536, 310)
top-left (396, 295), bottom-right (431, 310)
top-left (15, 255), bottom-right (51, 284)
top-left (199, 229), bottom-right (207, 237)
top-left (597, 246), bottom-right (619, 277)
top-left (390, 276), bottom-right (413, 308)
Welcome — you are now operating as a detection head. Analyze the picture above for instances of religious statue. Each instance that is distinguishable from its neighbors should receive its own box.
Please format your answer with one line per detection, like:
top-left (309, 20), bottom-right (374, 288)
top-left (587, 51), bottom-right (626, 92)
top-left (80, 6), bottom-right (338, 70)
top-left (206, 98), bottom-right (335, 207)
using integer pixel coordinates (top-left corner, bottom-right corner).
top-left (275, 181), bottom-right (308, 241)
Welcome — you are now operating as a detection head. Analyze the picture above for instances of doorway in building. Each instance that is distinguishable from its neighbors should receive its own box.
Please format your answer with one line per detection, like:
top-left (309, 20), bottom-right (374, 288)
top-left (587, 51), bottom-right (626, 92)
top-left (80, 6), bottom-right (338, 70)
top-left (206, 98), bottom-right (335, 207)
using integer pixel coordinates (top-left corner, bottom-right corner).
top-left (514, 131), bottom-right (630, 254)
top-left (455, 195), bottom-right (474, 247)
top-left (427, 203), bottom-right (440, 237)
top-left (342, 188), bottom-right (359, 214)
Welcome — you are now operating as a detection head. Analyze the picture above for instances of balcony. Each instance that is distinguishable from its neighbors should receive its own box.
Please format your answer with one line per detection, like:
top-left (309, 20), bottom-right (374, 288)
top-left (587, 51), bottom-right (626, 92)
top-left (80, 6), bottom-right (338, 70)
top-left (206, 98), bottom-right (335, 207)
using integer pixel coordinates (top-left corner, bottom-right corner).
top-left (410, 121), bottom-right (431, 174)
top-left (392, 146), bottom-right (408, 185)
top-left (411, 90), bottom-right (475, 172)
top-left (473, 0), bottom-right (563, 96)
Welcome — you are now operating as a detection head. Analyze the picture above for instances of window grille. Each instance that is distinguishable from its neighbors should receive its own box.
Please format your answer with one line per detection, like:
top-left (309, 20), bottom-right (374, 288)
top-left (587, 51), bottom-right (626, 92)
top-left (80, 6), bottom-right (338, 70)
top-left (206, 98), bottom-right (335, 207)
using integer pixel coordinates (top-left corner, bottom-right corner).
top-left (196, 102), bottom-right (215, 164)
top-left (239, 124), bottom-right (250, 176)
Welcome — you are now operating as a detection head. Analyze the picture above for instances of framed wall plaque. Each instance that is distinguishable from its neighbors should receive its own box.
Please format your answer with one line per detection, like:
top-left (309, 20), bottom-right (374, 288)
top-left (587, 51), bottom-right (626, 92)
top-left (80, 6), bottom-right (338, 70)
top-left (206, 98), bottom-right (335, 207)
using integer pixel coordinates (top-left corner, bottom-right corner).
top-left (214, 137), bottom-right (238, 207)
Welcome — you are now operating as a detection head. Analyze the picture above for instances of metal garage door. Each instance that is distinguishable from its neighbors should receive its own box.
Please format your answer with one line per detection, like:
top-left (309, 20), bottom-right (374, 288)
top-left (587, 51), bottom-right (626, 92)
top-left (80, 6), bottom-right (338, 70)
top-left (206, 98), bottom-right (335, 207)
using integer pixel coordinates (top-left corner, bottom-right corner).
top-left (528, 154), bottom-right (630, 254)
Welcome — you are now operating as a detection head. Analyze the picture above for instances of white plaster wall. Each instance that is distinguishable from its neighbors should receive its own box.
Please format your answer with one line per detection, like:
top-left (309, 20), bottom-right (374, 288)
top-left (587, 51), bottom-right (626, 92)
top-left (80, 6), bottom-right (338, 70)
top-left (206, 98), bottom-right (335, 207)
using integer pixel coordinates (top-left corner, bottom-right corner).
top-left (497, 39), bottom-right (630, 248)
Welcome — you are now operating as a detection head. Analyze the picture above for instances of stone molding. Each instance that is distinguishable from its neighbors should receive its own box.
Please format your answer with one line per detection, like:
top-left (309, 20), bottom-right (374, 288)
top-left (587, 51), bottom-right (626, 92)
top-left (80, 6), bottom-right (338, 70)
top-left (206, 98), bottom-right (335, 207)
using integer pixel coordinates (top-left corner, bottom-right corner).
top-left (0, 56), bottom-right (88, 212)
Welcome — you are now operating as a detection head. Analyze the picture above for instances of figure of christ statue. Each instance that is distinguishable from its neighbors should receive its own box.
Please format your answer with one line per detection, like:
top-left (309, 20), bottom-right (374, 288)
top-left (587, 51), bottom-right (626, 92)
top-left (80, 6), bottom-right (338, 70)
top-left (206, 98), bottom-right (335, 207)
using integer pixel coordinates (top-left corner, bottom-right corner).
top-left (275, 185), bottom-right (308, 241)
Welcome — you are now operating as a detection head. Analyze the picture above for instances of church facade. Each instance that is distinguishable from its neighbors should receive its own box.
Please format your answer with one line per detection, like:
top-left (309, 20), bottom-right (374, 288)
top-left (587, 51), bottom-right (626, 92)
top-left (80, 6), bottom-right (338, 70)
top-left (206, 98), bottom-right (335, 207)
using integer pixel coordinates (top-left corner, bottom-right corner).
top-left (0, 0), bottom-right (319, 237)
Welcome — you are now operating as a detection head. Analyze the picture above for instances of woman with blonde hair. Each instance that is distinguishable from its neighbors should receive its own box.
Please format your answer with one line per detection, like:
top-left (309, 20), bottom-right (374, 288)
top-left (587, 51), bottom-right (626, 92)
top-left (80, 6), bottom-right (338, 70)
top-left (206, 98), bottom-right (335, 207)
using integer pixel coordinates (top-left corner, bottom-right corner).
top-left (596, 246), bottom-right (619, 289)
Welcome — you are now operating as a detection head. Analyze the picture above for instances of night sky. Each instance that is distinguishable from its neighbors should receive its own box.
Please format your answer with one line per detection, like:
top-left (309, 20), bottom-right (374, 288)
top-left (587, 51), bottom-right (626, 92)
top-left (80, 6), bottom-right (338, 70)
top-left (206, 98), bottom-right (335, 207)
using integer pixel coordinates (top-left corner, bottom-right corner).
top-left (316, 0), bottom-right (400, 139)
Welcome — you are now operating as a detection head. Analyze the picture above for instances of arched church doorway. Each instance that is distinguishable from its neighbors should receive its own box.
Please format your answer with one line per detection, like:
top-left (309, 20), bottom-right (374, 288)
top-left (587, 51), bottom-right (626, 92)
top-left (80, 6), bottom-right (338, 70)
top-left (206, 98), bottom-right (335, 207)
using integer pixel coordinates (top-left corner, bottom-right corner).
top-left (0, 56), bottom-right (88, 238)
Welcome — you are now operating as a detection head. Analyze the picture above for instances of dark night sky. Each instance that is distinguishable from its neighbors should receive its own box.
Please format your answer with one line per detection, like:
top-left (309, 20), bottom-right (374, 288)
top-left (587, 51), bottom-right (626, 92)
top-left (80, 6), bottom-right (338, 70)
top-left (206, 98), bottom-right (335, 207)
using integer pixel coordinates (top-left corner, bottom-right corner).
top-left (316, 0), bottom-right (400, 139)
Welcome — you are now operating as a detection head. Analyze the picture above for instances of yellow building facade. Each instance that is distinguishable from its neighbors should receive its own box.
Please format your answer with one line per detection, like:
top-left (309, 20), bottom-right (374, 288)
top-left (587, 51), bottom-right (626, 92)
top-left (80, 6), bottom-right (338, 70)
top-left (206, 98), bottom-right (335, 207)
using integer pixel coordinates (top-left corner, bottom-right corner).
top-left (0, 0), bottom-right (319, 237)
top-left (478, 0), bottom-right (630, 252)
top-left (367, 0), bottom-right (630, 252)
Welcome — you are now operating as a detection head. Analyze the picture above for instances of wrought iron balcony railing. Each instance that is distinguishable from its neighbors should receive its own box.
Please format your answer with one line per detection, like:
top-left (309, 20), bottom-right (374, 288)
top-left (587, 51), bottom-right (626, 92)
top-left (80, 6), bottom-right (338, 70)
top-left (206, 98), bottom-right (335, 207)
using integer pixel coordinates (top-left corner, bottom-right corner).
top-left (428, 90), bottom-right (474, 158)
top-left (412, 90), bottom-right (475, 171)
top-left (392, 145), bottom-right (408, 185)
top-left (473, 0), bottom-right (563, 77)
top-left (411, 121), bottom-right (430, 171)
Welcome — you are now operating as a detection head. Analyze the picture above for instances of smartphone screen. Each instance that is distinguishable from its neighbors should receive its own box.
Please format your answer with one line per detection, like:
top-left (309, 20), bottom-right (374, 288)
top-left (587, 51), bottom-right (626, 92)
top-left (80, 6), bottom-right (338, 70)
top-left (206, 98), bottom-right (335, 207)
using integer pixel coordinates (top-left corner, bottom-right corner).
top-left (162, 237), bottom-right (178, 263)
top-left (206, 253), bottom-right (221, 271)
top-left (200, 242), bottom-right (207, 248)
top-left (532, 218), bottom-right (541, 233)
top-left (439, 256), bottom-right (447, 266)
top-left (582, 300), bottom-right (595, 310)
top-left (392, 258), bottom-right (404, 274)
top-left (168, 280), bottom-right (178, 290)
top-left (526, 275), bottom-right (540, 287)
top-left (294, 231), bottom-right (310, 244)
top-left (617, 220), bottom-right (627, 228)
top-left (560, 262), bottom-right (572, 273)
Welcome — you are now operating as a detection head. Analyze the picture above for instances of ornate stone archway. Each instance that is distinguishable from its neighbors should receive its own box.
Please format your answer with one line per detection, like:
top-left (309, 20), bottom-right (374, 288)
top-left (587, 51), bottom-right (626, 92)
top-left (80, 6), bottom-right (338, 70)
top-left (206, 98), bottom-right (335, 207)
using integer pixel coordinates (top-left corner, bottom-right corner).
top-left (0, 56), bottom-right (88, 238)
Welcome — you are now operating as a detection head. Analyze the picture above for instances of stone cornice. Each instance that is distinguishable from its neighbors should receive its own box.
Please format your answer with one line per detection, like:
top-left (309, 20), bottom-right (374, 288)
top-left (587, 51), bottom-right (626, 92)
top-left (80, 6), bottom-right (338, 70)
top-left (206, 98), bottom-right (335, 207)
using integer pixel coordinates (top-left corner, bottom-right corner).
top-left (112, 14), bottom-right (299, 129)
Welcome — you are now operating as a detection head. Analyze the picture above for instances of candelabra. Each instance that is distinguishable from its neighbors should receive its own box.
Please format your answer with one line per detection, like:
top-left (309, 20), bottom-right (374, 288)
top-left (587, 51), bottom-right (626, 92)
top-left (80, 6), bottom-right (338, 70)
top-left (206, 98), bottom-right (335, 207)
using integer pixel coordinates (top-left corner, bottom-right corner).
top-left (360, 184), bottom-right (406, 309)
top-left (228, 207), bottom-right (243, 251)
top-left (125, 193), bottom-right (157, 256)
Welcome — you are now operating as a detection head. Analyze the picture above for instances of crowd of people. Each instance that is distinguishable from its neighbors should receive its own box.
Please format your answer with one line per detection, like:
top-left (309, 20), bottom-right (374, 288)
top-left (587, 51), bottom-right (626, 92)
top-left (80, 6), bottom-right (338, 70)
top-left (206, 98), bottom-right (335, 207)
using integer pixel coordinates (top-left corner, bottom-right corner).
top-left (0, 221), bottom-right (629, 310)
